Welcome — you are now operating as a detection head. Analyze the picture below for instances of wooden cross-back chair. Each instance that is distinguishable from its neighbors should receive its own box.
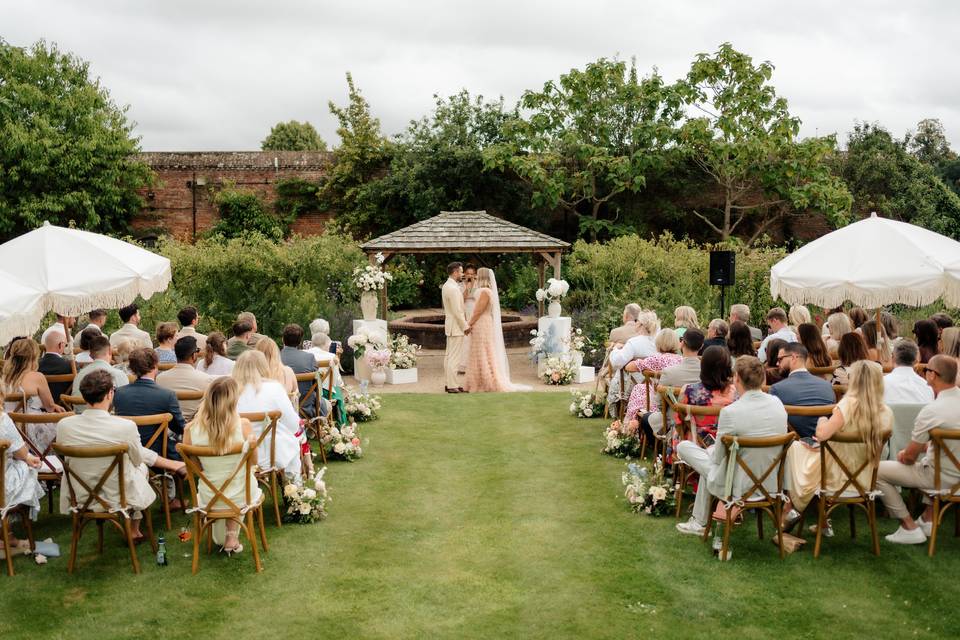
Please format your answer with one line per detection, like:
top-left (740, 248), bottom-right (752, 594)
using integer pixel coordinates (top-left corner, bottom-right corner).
top-left (43, 372), bottom-right (76, 392)
top-left (157, 363), bottom-right (176, 372)
top-left (59, 394), bottom-right (86, 412)
top-left (1, 439), bottom-right (36, 576)
top-left (116, 413), bottom-right (184, 530)
top-left (926, 429), bottom-right (960, 556)
top-left (653, 385), bottom-right (684, 463)
top-left (807, 364), bottom-right (840, 378)
top-left (294, 369), bottom-right (331, 465)
top-left (53, 442), bottom-right (157, 574)
top-left (238, 411), bottom-right (284, 527)
top-left (174, 390), bottom-right (204, 427)
top-left (7, 411), bottom-right (75, 513)
top-left (813, 428), bottom-right (892, 558)
top-left (671, 402), bottom-right (724, 519)
top-left (177, 441), bottom-right (267, 574)
top-left (784, 404), bottom-right (836, 435)
top-left (701, 432), bottom-right (797, 560)
top-left (831, 385), bottom-right (848, 402)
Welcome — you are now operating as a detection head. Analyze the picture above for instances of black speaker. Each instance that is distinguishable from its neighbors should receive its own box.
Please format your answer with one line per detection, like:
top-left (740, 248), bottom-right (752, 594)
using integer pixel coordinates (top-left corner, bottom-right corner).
top-left (709, 250), bottom-right (735, 286)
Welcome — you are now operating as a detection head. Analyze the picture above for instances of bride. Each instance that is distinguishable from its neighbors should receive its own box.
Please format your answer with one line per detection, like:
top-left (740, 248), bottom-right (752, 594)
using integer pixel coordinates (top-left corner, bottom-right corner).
top-left (463, 267), bottom-right (530, 392)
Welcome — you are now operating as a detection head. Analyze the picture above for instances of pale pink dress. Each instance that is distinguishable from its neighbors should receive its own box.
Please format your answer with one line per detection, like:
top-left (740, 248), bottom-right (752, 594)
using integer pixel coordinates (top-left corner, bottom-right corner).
top-left (463, 289), bottom-right (510, 393)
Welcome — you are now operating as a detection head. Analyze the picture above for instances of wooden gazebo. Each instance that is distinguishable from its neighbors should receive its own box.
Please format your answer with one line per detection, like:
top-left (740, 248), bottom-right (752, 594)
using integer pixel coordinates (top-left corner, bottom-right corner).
top-left (360, 211), bottom-right (570, 318)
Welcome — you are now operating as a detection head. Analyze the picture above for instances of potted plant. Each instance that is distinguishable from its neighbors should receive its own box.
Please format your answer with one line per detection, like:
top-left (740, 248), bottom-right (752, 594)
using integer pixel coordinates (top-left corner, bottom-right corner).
top-left (347, 326), bottom-right (387, 382)
top-left (366, 348), bottom-right (391, 387)
top-left (386, 333), bottom-right (420, 384)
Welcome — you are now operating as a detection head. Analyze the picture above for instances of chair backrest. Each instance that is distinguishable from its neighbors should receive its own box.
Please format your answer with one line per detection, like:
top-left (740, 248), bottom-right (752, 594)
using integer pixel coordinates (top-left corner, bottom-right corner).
top-left (807, 364), bottom-right (839, 377)
top-left (887, 404), bottom-right (926, 459)
top-left (175, 390), bottom-right (204, 402)
top-left (2, 392), bottom-right (33, 413)
top-left (238, 411), bottom-right (281, 469)
top-left (831, 385), bottom-right (847, 402)
top-left (655, 384), bottom-right (684, 430)
top-left (53, 442), bottom-right (130, 513)
top-left (818, 427), bottom-right (893, 501)
top-left (642, 370), bottom-right (661, 412)
top-left (294, 372), bottom-right (322, 418)
top-left (783, 404), bottom-right (835, 418)
top-left (0, 439), bottom-right (8, 511)
top-left (116, 413), bottom-right (173, 456)
top-left (7, 411), bottom-right (76, 475)
top-left (719, 432), bottom-right (797, 502)
top-left (673, 402), bottom-right (723, 447)
top-left (44, 372), bottom-right (76, 386)
top-left (177, 441), bottom-right (256, 513)
top-left (60, 394), bottom-right (87, 412)
top-left (316, 361), bottom-right (335, 397)
top-left (158, 363), bottom-right (176, 371)
top-left (930, 428), bottom-right (960, 498)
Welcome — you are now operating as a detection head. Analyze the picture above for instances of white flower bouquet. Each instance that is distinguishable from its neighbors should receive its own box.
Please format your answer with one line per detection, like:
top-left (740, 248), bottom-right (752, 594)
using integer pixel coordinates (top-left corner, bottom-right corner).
top-left (535, 277), bottom-right (570, 303)
top-left (365, 348), bottom-right (391, 372)
top-left (569, 389), bottom-right (605, 418)
top-left (347, 326), bottom-right (388, 359)
top-left (622, 457), bottom-right (675, 516)
top-left (542, 355), bottom-right (575, 385)
top-left (603, 420), bottom-right (642, 458)
top-left (352, 254), bottom-right (394, 292)
top-left (319, 421), bottom-right (365, 461)
top-left (388, 333), bottom-right (420, 370)
top-left (343, 385), bottom-right (381, 422)
top-left (282, 467), bottom-right (330, 523)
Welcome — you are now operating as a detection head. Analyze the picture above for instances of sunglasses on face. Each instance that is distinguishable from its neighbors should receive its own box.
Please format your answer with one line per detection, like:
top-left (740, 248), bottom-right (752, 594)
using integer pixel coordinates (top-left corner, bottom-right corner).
top-left (923, 367), bottom-right (941, 377)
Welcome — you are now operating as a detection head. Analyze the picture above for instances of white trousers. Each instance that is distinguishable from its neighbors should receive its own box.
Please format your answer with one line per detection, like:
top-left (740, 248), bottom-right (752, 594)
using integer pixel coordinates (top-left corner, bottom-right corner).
top-left (877, 460), bottom-right (935, 519)
top-left (445, 335), bottom-right (464, 389)
top-left (677, 440), bottom-right (717, 527)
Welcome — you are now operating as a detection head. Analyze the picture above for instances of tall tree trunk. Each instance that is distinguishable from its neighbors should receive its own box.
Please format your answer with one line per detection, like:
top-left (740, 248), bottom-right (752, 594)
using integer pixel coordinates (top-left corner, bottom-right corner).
top-left (590, 201), bottom-right (601, 242)
top-left (722, 189), bottom-right (732, 241)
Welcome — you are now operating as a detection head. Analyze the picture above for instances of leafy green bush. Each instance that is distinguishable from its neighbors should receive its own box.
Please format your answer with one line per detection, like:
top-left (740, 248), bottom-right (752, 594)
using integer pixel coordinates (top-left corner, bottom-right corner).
top-left (210, 188), bottom-right (288, 240)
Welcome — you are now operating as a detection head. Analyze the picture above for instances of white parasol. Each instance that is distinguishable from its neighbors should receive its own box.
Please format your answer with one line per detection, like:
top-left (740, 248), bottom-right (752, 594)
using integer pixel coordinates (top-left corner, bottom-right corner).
top-left (0, 222), bottom-right (171, 345)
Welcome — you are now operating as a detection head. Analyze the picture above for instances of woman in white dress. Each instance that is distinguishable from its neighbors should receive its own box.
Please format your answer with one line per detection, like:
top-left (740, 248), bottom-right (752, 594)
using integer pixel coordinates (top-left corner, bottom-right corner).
top-left (1, 411), bottom-right (45, 555)
top-left (459, 264), bottom-right (478, 374)
top-left (184, 377), bottom-right (261, 552)
top-left (462, 268), bottom-right (530, 392)
top-left (196, 332), bottom-right (235, 377)
top-left (1, 339), bottom-right (66, 460)
top-left (232, 351), bottom-right (302, 480)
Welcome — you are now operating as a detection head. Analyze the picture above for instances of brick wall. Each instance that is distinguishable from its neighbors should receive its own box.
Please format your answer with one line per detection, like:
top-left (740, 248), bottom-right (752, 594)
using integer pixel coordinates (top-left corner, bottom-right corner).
top-left (134, 151), bottom-right (334, 240)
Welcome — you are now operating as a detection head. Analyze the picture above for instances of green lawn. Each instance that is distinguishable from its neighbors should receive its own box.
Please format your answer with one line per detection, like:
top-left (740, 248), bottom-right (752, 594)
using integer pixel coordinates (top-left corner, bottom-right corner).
top-left (1, 393), bottom-right (957, 639)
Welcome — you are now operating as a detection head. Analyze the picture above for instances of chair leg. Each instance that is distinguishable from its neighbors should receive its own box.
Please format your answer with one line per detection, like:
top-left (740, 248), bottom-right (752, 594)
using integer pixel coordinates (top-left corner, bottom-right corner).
top-left (868, 501), bottom-right (880, 556)
top-left (144, 509), bottom-right (158, 553)
top-left (246, 512), bottom-right (262, 573)
top-left (702, 498), bottom-right (715, 544)
top-left (674, 466), bottom-right (686, 519)
top-left (756, 509), bottom-right (764, 540)
top-left (159, 473), bottom-right (172, 531)
top-left (928, 498), bottom-right (941, 558)
top-left (2, 516), bottom-right (15, 577)
top-left (814, 500), bottom-right (826, 559)
top-left (720, 512), bottom-right (733, 560)
top-left (954, 504), bottom-right (959, 538)
top-left (270, 471), bottom-right (283, 528)
top-left (639, 430), bottom-right (648, 460)
top-left (256, 506), bottom-right (269, 553)
top-left (848, 504), bottom-right (856, 539)
top-left (774, 503), bottom-right (786, 560)
top-left (123, 517), bottom-right (141, 575)
top-left (67, 514), bottom-right (81, 574)
top-left (191, 514), bottom-right (202, 575)
top-left (21, 507), bottom-right (35, 552)
top-left (46, 482), bottom-right (55, 514)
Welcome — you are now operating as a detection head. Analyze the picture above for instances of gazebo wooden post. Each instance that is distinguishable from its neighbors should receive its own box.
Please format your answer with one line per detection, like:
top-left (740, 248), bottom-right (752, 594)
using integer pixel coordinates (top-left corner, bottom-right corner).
top-left (375, 252), bottom-right (394, 321)
top-left (535, 255), bottom-right (546, 317)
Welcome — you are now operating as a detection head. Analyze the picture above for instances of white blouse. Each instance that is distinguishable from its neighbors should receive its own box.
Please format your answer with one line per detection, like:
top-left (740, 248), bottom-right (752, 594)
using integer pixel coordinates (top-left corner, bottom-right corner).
top-left (196, 354), bottom-right (235, 377)
top-left (236, 379), bottom-right (301, 437)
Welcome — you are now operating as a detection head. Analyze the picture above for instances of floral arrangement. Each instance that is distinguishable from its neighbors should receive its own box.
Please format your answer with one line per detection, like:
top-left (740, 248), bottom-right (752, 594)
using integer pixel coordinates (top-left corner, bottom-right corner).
top-left (347, 326), bottom-right (388, 359)
top-left (343, 385), bottom-right (382, 422)
top-left (535, 277), bottom-right (570, 303)
top-left (622, 457), bottom-right (675, 516)
top-left (569, 389), bottom-right (605, 418)
top-left (563, 327), bottom-right (592, 354)
top-left (282, 467), bottom-right (329, 523)
top-left (352, 252), bottom-right (393, 292)
top-left (603, 420), bottom-right (642, 458)
top-left (389, 333), bottom-right (420, 370)
top-left (319, 421), bottom-right (364, 461)
top-left (542, 354), bottom-right (575, 385)
top-left (529, 328), bottom-right (547, 360)
top-left (365, 348), bottom-right (391, 372)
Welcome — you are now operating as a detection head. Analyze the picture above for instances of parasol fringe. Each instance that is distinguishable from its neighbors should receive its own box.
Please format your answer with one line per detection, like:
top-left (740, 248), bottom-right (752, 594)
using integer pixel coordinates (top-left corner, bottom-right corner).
top-left (43, 268), bottom-right (172, 318)
top-left (770, 280), bottom-right (957, 310)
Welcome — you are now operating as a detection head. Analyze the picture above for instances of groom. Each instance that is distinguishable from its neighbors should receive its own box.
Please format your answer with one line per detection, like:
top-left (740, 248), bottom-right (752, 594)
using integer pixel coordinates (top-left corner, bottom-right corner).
top-left (442, 261), bottom-right (469, 394)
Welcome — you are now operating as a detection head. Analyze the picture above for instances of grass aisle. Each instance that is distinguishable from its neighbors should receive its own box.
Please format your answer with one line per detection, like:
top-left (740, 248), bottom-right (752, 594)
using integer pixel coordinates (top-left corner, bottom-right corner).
top-left (1, 392), bottom-right (958, 639)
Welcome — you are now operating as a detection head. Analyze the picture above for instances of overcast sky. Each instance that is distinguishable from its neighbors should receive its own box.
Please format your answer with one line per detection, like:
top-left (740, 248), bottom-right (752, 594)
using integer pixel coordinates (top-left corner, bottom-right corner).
top-left (5, 0), bottom-right (959, 151)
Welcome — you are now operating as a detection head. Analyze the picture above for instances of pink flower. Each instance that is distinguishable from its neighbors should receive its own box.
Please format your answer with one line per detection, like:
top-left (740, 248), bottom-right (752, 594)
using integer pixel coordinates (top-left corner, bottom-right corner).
top-left (551, 372), bottom-right (560, 382)
top-left (351, 438), bottom-right (360, 446)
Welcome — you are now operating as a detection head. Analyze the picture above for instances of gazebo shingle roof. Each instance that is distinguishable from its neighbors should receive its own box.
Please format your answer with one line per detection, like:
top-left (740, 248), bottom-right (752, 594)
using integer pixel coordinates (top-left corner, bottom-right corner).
top-left (360, 211), bottom-right (570, 254)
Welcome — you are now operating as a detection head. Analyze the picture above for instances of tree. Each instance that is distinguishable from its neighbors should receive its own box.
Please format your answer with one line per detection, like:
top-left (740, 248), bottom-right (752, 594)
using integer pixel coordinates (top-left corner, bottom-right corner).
top-left (0, 39), bottom-right (151, 240)
top-left (906, 118), bottom-right (955, 167)
top-left (261, 120), bottom-right (328, 151)
top-left (675, 43), bottom-right (851, 243)
top-left (484, 58), bottom-right (683, 241)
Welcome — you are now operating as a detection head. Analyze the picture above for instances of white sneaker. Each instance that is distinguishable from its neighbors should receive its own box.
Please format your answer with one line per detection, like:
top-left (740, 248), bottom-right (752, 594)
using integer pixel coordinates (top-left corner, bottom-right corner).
top-left (676, 517), bottom-right (706, 536)
top-left (885, 525), bottom-right (927, 545)
top-left (807, 519), bottom-right (834, 538)
top-left (916, 517), bottom-right (933, 538)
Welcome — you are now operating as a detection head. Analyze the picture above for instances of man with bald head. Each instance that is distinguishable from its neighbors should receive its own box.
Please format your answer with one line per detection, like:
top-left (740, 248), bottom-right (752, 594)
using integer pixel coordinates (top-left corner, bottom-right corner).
top-left (38, 330), bottom-right (73, 402)
top-left (878, 355), bottom-right (960, 544)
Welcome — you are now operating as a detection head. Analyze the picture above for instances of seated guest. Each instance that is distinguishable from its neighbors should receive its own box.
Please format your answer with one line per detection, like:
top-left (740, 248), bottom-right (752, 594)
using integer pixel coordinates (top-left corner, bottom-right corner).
top-left (660, 329), bottom-right (704, 389)
top-left (675, 356), bottom-right (788, 535)
top-left (156, 336), bottom-right (213, 422)
top-left (782, 360), bottom-right (890, 530)
top-left (941, 326), bottom-right (960, 359)
top-left (74, 326), bottom-right (102, 365)
top-left (881, 312), bottom-right (901, 347)
top-left (797, 323), bottom-right (833, 373)
top-left (623, 329), bottom-right (682, 432)
top-left (183, 377), bottom-right (261, 551)
top-left (232, 351), bottom-right (302, 480)
top-left (726, 321), bottom-right (756, 358)
top-left (1, 409), bottom-right (45, 546)
top-left (57, 370), bottom-right (184, 541)
top-left (824, 312), bottom-right (853, 354)
top-left (280, 324), bottom-right (319, 417)
top-left (788, 305), bottom-right (812, 333)
top-left (673, 306), bottom-right (699, 339)
top-left (609, 304), bottom-right (642, 344)
top-left (878, 356), bottom-right (960, 544)
top-left (177, 306), bottom-right (206, 351)
top-left (72, 309), bottom-right (106, 351)
top-left (112, 338), bottom-right (135, 375)
top-left (154, 322), bottom-right (178, 364)
top-left (71, 336), bottom-right (130, 399)
top-left (41, 315), bottom-right (76, 356)
top-left (197, 332), bottom-right (235, 376)
top-left (930, 312), bottom-right (954, 337)
top-left (226, 321), bottom-right (254, 360)
top-left (862, 320), bottom-right (893, 366)
top-left (913, 319), bottom-right (940, 364)
top-left (309, 318), bottom-right (330, 340)
top-left (848, 306), bottom-right (869, 329)
top-left (769, 343), bottom-right (835, 438)
top-left (763, 339), bottom-right (789, 386)
top-left (757, 307), bottom-right (797, 362)
top-left (701, 319), bottom-right (728, 352)
top-left (255, 338), bottom-right (298, 399)
top-left (39, 331), bottom-right (73, 402)
top-left (832, 332), bottom-right (870, 385)
top-left (2, 339), bottom-right (65, 420)
top-left (607, 311), bottom-right (659, 411)
top-left (113, 348), bottom-right (186, 460)
top-left (236, 312), bottom-right (268, 347)
top-left (110, 304), bottom-right (152, 350)
top-left (728, 303), bottom-right (761, 341)
top-left (883, 340), bottom-right (934, 405)
top-left (307, 332), bottom-right (346, 425)
top-left (671, 345), bottom-right (737, 457)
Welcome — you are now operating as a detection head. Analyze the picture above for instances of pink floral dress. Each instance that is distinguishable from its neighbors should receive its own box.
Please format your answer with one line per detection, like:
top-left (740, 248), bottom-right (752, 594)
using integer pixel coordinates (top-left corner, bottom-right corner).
top-left (623, 352), bottom-right (683, 424)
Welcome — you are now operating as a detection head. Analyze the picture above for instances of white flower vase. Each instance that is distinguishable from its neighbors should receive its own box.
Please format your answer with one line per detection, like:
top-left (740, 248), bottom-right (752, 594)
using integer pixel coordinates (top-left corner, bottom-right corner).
top-left (547, 300), bottom-right (562, 318)
top-left (360, 291), bottom-right (379, 321)
top-left (371, 369), bottom-right (387, 387)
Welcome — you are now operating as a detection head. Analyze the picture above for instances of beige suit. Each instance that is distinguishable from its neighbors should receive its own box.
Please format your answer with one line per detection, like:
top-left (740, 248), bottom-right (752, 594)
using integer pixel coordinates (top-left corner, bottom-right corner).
top-left (156, 363), bottom-right (214, 421)
top-left (110, 323), bottom-right (153, 350)
top-left (442, 277), bottom-right (468, 389)
top-left (176, 326), bottom-right (207, 351)
top-left (56, 409), bottom-right (157, 516)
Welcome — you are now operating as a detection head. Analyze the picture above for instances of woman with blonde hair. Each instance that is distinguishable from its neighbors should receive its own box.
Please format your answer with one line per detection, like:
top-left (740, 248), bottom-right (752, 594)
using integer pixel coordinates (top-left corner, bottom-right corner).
top-left (112, 337), bottom-right (134, 374)
top-left (254, 338), bottom-right (297, 400)
top-left (824, 312), bottom-right (853, 354)
top-left (788, 305), bottom-right (812, 332)
top-left (673, 306), bottom-right (699, 338)
top-left (941, 326), bottom-right (960, 359)
top-left (783, 360), bottom-right (891, 529)
top-left (183, 377), bottom-right (261, 553)
top-left (463, 267), bottom-right (530, 392)
top-left (197, 331), bottom-right (235, 376)
top-left (2, 338), bottom-right (66, 461)
top-left (232, 350), bottom-right (302, 479)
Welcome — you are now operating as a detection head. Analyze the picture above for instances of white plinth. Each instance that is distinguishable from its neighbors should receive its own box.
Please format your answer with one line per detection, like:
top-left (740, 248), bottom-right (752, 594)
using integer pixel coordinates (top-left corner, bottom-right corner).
top-left (575, 366), bottom-right (595, 384)
top-left (537, 316), bottom-right (571, 354)
top-left (386, 367), bottom-right (418, 385)
top-left (352, 319), bottom-right (389, 378)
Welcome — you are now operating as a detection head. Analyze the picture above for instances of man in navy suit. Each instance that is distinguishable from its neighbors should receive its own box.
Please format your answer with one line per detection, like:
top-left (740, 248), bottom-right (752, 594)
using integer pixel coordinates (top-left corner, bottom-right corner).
top-left (769, 343), bottom-right (835, 437)
top-left (38, 330), bottom-right (73, 404)
top-left (113, 347), bottom-right (186, 459)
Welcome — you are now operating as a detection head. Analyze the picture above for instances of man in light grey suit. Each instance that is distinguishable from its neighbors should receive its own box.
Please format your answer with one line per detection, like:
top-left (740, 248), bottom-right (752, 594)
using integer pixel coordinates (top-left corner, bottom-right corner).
top-left (768, 343), bottom-right (834, 438)
top-left (675, 356), bottom-right (789, 535)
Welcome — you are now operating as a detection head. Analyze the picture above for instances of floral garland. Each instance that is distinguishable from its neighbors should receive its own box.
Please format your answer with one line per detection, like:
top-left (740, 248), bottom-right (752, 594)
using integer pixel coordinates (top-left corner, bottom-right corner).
top-left (622, 457), bottom-right (675, 517)
top-left (569, 389), bottom-right (605, 418)
top-left (389, 333), bottom-right (420, 370)
top-left (343, 385), bottom-right (382, 422)
top-left (282, 467), bottom-right (330, 523)
top-left (542, 355), bottom-right (575, 385)
top-left (352, 252), bottom-right (393, 292)
top-left (320, 421), bottom-right (364, 461)
top-left (603, 420), bottom-right (642, 458)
